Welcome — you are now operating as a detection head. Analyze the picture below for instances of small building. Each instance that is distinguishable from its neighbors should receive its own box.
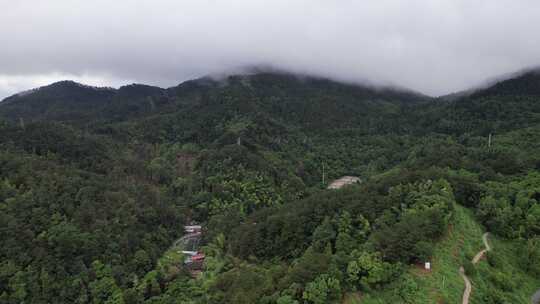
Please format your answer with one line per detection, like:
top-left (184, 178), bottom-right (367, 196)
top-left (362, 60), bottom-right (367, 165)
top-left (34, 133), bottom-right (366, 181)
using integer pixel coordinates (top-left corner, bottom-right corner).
top-left (184, 251), bottom-right (205, 271)
top-left (184, 225), bottom-right (202, 234)
top-left (192, 253), bottom-right (205, 262)
top-left (328, 176), bottom-right (361, 189)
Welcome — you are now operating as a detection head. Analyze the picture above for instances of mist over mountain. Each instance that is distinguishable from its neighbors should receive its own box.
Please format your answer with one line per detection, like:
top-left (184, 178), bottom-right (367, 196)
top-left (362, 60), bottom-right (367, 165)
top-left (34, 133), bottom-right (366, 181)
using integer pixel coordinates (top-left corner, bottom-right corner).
top-left (2, 1), bottom-right (540, 100)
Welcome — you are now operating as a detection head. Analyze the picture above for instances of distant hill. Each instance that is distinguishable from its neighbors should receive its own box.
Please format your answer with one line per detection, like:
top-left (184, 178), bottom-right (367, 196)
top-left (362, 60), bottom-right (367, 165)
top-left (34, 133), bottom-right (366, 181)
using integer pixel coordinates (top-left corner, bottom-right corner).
top-left (2, 69), bottom-right (540, 138)
top-left (0, 81), bottom-right (117, 123)
top-left (411, 68), bottom-right (540, 136)
top-left (2, 80), bottom-right (116, 104)
top-left (471, 68), bottom-right (540, 98)
top-left (0, 71), bottom-right (431, 129)
top-left (4, 68), bottom-right (540, 140)
top-left (437, 68), bottom-right (540, 102)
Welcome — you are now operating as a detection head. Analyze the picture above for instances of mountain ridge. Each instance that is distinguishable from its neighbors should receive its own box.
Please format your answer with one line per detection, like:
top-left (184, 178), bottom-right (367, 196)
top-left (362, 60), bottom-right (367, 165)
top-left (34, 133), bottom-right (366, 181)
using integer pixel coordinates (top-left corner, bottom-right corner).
top-left (0, 71), bottom-right (431, 126)
top-left (1, 67), bottom-right (539, 136)
top-left (3, 65), bottom-right (539, 106)
top-left (1, 71), bottom-right (432, 104)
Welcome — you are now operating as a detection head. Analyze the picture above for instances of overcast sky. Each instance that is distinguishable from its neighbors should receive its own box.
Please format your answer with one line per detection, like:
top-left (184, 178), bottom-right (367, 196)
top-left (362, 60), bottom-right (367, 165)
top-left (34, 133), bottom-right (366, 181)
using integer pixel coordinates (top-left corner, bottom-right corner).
top-left (1, 0), bottom-right (540, 99)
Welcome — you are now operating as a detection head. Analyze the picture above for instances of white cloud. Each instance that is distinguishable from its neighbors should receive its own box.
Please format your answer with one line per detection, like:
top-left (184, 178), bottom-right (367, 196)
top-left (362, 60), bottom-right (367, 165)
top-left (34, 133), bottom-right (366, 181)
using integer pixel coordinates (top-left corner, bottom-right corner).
top-left (1, 0), bottom-right (539, 99)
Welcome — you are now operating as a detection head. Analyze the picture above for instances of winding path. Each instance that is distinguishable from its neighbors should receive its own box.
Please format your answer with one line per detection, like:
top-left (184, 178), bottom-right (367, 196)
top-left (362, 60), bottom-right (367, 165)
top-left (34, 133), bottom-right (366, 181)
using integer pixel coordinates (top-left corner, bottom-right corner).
top-left (472, 232), bottom-right (491, 263)
top-left (460, 232), bottom-right (490, 304)
top-left (459, 266), bottom-right (472, 304)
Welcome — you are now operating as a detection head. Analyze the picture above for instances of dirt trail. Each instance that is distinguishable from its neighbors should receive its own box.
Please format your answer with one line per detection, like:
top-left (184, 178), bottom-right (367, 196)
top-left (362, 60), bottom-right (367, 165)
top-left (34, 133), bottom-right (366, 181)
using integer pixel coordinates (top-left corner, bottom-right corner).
top-left (460, 232), bottom-right (490, 304)
top-left (471, 233), bottom-right (490, 263)
top-left (532, 289), bottom-right (540, 304)
top-left (459, 266), bottom-right (472, 304)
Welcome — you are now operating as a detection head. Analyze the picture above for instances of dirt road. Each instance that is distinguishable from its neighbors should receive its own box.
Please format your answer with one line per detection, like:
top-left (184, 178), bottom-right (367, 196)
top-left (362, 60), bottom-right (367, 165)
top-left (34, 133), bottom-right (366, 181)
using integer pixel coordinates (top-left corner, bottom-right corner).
top-left (459, 266), bottom-right (472, 304)
top-left (460, 232), bottom-right (490, 304)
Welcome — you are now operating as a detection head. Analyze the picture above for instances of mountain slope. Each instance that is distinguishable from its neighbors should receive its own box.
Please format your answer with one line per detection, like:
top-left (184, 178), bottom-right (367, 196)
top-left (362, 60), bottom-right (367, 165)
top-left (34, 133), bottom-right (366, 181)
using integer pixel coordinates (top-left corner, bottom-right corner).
top-left (0, 81), bottom-right (116, 123)
top-left (0, 72), bottom-right (430, 129)
top-left (360, 205), bottom-right (540, 304)
top-left (471, 69), bottom-right (540, 98)
top-left (409, 70), bottom-right (540, 136)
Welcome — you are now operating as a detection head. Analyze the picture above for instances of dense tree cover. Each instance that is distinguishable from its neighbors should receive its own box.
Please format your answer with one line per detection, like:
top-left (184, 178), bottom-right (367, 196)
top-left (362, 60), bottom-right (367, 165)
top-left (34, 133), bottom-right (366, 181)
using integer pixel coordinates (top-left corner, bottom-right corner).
top-left (477, 172), bottom-right (540, 238)
top-left (1, 70), bottom-right (540, 303)
top-left (0, 146), bottom-right (188, 303)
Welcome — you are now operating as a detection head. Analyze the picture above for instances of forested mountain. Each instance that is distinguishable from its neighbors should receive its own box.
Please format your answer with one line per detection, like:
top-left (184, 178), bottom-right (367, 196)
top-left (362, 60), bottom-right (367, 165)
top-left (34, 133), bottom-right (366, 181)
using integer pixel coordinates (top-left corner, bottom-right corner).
top-left (0, 81), bottom-right (117, 123)
top-left (472, 69), bottom-right (540, 97)
top-left (1, 69), bottom-right (539, 304)
top-left (1, 72), bottom-right (429, 129)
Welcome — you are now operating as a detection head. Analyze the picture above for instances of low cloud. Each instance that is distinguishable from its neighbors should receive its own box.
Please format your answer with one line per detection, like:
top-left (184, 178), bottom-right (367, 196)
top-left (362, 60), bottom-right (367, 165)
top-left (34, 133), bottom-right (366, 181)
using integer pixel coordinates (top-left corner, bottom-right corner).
top-left (1, 0), bottom-right (540, 98)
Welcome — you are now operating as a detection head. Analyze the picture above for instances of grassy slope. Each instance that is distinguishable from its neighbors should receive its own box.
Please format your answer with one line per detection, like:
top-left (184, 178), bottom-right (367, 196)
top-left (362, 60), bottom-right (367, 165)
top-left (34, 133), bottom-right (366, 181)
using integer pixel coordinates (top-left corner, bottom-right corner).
top-left (470, 237), bottom-right (539, 304)
top-left (344, 205), bottom-right (540, 304)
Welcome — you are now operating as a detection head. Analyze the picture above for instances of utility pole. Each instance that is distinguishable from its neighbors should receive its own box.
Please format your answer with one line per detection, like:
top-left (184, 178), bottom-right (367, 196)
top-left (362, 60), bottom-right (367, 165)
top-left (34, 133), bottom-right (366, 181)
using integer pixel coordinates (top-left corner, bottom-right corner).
top-left (488, 133), bottom-right (492, 148)
top-left (148, 97), bottom-right (156, 110)
top-left (322, 162), bottom-right (326, 186)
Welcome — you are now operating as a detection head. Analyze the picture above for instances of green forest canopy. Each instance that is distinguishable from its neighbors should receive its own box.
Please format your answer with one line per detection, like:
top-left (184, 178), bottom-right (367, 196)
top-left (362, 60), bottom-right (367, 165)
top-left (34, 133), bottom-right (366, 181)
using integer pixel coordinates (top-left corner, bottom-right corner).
top-left (1, 70), bottom-right (540, 303)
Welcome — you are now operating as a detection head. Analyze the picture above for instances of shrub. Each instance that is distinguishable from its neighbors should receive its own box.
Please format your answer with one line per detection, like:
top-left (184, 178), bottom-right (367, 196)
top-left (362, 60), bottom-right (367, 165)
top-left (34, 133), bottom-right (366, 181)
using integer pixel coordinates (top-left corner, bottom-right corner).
top-left (462, 260), bottom-right (476, 277)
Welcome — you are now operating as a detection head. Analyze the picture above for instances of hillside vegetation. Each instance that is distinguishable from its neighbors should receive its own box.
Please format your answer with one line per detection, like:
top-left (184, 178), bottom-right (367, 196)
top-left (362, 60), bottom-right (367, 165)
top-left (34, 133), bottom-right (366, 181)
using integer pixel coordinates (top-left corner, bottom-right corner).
top-left (0, 70), bottom-right (539, 304)
top-left (358, 205), bottom-right (540, 303)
